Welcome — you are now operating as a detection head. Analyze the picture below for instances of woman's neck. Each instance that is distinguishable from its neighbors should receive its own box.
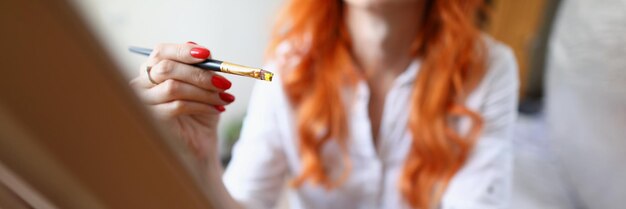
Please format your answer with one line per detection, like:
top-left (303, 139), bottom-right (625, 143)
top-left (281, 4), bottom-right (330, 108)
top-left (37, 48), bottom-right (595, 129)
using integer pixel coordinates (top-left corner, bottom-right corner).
top-left (345, 2), bottom-right (423, 78)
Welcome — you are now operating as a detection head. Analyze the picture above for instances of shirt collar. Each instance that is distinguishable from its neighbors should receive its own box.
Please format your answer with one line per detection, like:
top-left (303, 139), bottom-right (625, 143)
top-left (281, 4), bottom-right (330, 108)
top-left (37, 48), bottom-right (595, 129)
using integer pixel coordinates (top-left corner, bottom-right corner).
top-left (394, 59), bottom-right (421, 87)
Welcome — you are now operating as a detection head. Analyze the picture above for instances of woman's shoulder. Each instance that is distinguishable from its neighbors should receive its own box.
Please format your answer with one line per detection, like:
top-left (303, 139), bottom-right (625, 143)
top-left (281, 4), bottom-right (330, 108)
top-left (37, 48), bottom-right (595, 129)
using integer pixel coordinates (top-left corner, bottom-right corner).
top-left (480, 34), bottom-right (519, 89)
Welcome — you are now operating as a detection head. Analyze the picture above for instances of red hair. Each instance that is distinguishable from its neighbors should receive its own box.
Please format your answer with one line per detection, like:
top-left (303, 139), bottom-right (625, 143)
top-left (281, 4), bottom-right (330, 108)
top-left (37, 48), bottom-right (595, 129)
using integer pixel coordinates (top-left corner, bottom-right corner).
top-left (267, 0), bottom-right (486, 208)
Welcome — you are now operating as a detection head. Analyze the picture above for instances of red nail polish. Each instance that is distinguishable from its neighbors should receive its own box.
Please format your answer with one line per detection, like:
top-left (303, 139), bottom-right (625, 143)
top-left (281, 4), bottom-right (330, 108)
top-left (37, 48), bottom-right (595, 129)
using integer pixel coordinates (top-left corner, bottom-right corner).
top-left (190, 47), bottom-right (210, 59)
top-left (186, 41), bottom-right (197, 45)
top-left (211, 76), bottom-right (232, 90)
top-left (219, 92), bottom-right (235, 103)
top-left (214, 105), bottom-right (225, 112)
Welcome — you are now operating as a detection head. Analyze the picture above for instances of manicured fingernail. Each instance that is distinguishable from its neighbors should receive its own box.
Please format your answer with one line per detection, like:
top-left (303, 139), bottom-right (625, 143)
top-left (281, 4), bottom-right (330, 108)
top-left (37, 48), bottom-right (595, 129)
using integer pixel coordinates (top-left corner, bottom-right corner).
top-left (219, 92), bottom-right (235, 103)
top-left (190, 47), bottom-right (210, 59)
top-left (214, 105), bottom-right (225, 112)
top-left (211, 76), bottom-right (232, 90)
top-left (186, 41), bottom-right (197, 45)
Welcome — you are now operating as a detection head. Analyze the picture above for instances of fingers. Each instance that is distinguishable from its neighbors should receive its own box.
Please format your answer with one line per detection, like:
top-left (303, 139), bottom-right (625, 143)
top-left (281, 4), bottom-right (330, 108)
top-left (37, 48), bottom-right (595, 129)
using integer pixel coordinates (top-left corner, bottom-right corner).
top-left (148, 59), bottom-right (231, 91)
top-left (141, 79), bottom-right (235, 106)
top-left (131, 42), bottom-right (231, 91)
top-left (151, 42), bottom-right (211, 64)
top-left (151, 100), bottom-right (224, 118)
top-left (129, 42), bottom-right (236, 119)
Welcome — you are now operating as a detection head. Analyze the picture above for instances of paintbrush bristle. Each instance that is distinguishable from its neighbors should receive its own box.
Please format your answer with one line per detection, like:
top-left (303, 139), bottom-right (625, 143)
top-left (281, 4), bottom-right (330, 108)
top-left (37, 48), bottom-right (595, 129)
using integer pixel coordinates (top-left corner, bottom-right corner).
top-left (259, 69), bottom-right (274, 82)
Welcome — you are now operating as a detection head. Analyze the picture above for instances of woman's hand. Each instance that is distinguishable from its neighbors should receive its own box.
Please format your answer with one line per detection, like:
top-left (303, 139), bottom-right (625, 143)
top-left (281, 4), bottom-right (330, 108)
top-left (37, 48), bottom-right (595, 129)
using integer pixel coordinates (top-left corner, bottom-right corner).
top-left (130, 42), bottom-right (235, 162)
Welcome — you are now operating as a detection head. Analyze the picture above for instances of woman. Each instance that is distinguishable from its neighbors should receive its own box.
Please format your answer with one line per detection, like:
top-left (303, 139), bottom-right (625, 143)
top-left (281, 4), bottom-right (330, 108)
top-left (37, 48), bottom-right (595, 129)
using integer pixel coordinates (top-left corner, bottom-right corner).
top-left (130, 0), bottom-right (518, 208)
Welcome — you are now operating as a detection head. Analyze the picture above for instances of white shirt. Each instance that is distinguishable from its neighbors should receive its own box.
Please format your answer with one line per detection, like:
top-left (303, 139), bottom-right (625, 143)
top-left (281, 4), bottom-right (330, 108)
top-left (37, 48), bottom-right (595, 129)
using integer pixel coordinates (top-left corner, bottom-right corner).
top-left (224, 37), bottom-right (519, 209)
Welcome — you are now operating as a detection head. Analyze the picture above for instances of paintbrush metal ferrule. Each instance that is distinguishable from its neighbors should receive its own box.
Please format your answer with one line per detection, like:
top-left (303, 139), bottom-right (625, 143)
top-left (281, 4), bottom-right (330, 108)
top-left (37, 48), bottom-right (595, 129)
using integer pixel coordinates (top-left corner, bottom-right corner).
top-left (219, 61), bottom-right (273, 82)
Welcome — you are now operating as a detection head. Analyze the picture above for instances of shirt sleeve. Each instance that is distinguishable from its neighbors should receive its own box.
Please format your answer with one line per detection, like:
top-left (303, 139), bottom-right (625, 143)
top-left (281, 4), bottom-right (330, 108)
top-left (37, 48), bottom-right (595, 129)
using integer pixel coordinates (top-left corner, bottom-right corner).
top-left (441, 41), bottom-right (519, 209)
top-left (223, 71), bottom-right (288, 209)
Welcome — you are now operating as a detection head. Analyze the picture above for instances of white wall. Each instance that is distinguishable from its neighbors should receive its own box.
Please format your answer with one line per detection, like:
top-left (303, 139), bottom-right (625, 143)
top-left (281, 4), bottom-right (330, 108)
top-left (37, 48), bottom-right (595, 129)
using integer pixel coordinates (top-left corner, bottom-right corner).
top-left (69, 0), bottom-right (284, 145)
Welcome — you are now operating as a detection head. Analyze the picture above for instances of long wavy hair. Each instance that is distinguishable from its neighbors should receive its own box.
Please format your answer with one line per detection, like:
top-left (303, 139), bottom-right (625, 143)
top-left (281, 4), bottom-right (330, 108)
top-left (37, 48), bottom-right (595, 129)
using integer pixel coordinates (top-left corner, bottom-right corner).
top-left (267, 0), bottom-right (487, 208)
